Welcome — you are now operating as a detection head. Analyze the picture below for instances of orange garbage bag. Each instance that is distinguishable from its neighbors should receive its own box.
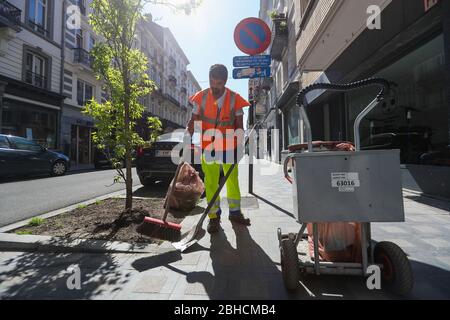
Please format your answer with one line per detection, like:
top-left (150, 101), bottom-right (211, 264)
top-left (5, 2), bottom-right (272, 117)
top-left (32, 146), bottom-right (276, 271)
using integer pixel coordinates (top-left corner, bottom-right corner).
top-left (165, 163), bottom-right (205, 212)
top-left (307, 223), bottom-right (362, 263)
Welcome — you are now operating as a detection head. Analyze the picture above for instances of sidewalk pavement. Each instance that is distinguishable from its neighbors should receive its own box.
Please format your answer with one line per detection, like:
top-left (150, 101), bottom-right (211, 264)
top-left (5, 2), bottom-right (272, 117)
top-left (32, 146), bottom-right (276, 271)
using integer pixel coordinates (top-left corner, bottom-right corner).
top-left (1, 158), bottom-right (450, 300)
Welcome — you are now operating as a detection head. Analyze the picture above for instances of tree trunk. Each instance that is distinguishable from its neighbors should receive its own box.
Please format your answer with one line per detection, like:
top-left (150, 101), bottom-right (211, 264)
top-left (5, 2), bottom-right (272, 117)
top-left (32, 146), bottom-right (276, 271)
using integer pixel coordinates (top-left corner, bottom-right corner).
top-left (123, 58), bottom-right (132, 213)
top-left (125, 145), bottom-right (133, 213)
top-left (124, 96), bottom-right (132, 213)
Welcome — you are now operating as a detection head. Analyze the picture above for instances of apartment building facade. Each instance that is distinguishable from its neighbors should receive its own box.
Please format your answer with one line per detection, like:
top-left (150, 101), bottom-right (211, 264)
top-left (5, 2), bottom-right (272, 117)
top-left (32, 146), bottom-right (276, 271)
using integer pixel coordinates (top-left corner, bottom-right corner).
top-left (253, 0), bottom-right (301, 162)
top-left (0, 1), bottom-right (201, 166)
top-left (60, 0), bottom-right (102, 165)
top-left (139, 15), bottom-right (199, 134)
top-left (259, 0), bottom-right (450, 197)
top-left (0, 0), bottom-right (65, 149)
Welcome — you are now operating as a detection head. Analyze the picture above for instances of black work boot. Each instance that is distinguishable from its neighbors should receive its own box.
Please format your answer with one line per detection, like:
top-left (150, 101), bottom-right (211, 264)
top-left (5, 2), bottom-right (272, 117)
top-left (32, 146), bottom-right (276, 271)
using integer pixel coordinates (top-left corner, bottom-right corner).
top-left (229, 211), bottom-right (251, 226)
top-left (207, 217), bottom-right (221, 234)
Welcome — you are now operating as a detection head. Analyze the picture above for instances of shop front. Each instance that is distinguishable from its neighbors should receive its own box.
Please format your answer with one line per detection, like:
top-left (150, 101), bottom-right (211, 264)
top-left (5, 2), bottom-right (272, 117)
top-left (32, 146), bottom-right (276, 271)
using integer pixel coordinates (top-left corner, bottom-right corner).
top-left (298, 0), bottom-right (450, 198)
top-left (61, 105), bottom-right (95, 165)
top-left (345, 34), bottom-right (447, 164)
top-left (0, 75), bottom-right (63, 150)
top-left (1, 98), bottom-right (58, 148)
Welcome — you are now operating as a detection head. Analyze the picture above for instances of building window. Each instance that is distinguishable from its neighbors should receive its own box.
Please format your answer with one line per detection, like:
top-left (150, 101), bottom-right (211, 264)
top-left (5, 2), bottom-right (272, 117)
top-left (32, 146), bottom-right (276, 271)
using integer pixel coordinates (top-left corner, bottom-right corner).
top-left (89, 35), bottom-right (96, 51)
top-left (76, 29), bottom-right (84, 49)
top-left (24, 51), bottom-right (48, 89)
top-left (77, 0), bottom-right (86, 16)
top-left (77, 80), bottom-right (94, 106)
top-left (27, 0), bottom-right (50, 37)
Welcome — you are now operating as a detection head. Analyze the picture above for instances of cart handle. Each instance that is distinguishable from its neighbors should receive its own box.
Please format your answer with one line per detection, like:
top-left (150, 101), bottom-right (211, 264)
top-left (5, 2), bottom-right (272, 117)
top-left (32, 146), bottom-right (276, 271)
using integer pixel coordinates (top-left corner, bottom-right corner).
top-left (296, 78), bottom-right (390, 107)
top-left (296, 78), bottom-right (391, 152)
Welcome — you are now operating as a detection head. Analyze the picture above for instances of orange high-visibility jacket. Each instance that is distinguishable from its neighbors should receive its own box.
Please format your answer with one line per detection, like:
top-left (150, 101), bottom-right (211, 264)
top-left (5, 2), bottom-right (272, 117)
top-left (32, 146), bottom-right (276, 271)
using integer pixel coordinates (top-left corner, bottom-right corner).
top-left (190, 88), bottom-right (250, 151)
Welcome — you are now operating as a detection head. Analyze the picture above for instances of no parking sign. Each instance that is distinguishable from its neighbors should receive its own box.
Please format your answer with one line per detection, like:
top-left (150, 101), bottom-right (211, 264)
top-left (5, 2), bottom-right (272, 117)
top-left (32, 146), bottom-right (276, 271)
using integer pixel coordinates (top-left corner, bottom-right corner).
top-left (234, 18), bottom-right (272, 56)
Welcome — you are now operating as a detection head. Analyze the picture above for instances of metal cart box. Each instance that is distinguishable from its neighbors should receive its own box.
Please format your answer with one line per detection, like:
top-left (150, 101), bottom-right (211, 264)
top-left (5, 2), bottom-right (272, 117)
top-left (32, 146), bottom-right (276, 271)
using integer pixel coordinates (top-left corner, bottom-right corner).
top-left (292, 149), bottom-right (405, 223)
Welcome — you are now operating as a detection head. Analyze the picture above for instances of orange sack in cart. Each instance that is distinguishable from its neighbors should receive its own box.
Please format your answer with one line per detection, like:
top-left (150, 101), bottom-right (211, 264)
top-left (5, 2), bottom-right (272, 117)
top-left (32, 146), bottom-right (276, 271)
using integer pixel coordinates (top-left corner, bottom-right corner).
top-left (307, 222), bottom-right (362, 263)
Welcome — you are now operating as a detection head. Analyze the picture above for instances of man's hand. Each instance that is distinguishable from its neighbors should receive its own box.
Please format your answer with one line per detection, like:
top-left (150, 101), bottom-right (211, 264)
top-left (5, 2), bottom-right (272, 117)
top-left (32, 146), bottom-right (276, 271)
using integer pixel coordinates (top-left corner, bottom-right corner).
top-left (187, 114), bottom-right (200, 136)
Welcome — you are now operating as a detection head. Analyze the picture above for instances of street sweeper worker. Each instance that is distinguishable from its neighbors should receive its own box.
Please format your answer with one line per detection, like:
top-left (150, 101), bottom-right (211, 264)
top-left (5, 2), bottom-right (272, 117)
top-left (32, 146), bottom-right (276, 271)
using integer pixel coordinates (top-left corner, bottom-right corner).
top-left (187, 64), bottom-right (251, 234)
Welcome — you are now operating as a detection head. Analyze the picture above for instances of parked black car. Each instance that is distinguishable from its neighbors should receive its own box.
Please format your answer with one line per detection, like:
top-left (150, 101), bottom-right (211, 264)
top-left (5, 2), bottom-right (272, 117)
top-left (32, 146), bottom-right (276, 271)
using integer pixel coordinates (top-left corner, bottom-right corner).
top-left (94, 147), bottom-right (136, 169)
top-left (420, 145), bottom-right (450, 166)
top-left (0, 134), bottom-right (70, 178)
top-left (136, 132), bottom-right (203, 186)
top-left (361, 133), bottom-right (430, 164)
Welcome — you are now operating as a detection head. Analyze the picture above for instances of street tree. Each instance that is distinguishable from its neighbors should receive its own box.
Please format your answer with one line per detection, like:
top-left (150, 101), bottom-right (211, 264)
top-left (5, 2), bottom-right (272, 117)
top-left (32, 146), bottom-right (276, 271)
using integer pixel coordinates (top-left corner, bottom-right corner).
top-left (85, 0), bottom-right (159, 214)
top-left (84, 0), bottom-right (201, 214)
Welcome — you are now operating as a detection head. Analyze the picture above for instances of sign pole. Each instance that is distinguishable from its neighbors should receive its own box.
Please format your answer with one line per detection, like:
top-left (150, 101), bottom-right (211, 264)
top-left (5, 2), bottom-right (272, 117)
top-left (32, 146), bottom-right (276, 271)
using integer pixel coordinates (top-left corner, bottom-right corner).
top-left (248, 89), bottom-right (255, 195)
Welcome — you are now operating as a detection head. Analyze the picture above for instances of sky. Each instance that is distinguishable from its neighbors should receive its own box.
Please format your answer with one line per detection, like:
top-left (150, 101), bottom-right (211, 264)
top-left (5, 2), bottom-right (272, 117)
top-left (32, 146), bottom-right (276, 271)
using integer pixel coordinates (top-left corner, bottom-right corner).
top-left (143, 0), bottom-right (261, 125)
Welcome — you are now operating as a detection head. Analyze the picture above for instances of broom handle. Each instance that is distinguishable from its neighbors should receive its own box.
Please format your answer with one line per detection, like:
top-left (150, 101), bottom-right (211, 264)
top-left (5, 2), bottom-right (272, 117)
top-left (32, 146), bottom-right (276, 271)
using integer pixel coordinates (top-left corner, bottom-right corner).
top-left (162, 158), bottom-right (185, 222)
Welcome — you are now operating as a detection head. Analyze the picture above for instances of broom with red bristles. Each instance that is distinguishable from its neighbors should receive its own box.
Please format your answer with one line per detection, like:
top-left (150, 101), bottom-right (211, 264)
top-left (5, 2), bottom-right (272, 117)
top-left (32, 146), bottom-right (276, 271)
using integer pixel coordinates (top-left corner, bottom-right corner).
top-left (136, 157), bottom-right (185, 242)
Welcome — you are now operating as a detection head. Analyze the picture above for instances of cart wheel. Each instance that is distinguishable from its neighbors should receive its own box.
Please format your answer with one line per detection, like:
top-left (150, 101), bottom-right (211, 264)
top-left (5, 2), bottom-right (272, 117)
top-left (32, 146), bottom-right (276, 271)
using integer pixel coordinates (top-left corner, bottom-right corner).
top-left (280, 238), bottom-right (300, 291)
top-left (374, 241), bottom-right (414, 296)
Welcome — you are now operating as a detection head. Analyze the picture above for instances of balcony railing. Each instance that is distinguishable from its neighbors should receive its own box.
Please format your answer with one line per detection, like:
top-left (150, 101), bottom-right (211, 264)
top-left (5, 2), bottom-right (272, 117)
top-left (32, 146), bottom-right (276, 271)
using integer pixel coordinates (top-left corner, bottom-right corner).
top-left (73, 48), bottom-right (93, 68)
top-left (0, 0), bottom-right (21, 29)
top-left (270, 13), bottom-right (288, 61)
top-left (27, 20), bottom-right (50, 38)
top-left (25, 70), bottom-right (48, 89)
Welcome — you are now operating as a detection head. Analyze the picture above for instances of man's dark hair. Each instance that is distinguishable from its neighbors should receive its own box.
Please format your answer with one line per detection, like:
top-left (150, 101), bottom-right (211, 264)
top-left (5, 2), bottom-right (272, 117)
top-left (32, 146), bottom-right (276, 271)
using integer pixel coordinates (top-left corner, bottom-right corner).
top-left (209, 64), bottom-right (228, 81)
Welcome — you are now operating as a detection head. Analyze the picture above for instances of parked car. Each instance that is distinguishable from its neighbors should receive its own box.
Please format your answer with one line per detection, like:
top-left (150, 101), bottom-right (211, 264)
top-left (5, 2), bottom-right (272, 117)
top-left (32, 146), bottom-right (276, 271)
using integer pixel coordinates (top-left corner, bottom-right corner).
top-left (0, 134), bottom-right (70, 178)
top-left (361, 133), bottom-right (430, 164)
top-left (94, 147), bottom-right (136, 169)
top-left (420, 145), bottom-right (450, 166)
top-left (136, 131), bottom-right (203, 186)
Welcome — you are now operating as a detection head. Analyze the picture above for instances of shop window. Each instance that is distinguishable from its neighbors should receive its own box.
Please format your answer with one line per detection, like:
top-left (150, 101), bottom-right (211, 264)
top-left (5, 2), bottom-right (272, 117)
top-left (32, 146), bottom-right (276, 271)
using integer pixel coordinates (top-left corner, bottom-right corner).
top-left (285, 104), bottom-right (300, 146)
top-left (347, 34), bottom-right (448, 165)
top-left (2, 99), bottom-right (57, 149)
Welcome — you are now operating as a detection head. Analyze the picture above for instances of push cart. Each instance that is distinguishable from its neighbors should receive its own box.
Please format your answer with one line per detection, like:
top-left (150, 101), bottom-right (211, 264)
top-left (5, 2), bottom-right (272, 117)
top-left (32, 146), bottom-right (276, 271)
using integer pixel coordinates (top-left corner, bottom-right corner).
top-left (280, 78), bottom-right (414, 296)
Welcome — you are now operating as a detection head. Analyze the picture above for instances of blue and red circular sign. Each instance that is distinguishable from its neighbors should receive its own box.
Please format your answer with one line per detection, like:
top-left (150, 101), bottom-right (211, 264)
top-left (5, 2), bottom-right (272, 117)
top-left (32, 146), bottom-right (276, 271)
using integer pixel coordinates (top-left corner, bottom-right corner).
top-left (234, 18), bottom-right (272, 56)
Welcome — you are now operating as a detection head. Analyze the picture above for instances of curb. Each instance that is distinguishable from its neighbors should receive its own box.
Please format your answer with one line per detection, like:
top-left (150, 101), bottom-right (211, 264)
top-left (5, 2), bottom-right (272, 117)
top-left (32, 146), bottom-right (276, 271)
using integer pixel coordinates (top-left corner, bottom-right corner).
top-left (0, 233), bottom-right (177, 254)
top-left (0, 185), bottom-right (142, 234)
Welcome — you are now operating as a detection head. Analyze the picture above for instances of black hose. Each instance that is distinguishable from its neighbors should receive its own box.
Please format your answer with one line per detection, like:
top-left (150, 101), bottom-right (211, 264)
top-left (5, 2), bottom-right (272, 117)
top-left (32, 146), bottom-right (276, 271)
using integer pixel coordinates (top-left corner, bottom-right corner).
top-left (296, 78), bottom-right (391, 107)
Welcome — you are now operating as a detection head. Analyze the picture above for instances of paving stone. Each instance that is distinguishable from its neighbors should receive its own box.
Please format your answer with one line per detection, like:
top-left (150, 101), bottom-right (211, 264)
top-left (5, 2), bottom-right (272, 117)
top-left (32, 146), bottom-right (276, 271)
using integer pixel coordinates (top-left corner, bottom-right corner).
top-left (422, 238), bottom-right (450, 249)
top-left (114, 292), bottom-right (171, 300)
top-left (133, 273), bottom-right (168, 293)
top-left (436, 256), bottom-right (450, 269)
top-left (239, 278), bottom-right (269, 299)
top-left (379, 226), bottom-right (408, 234)
top-left (412, 225), bottom-right (443, 234)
